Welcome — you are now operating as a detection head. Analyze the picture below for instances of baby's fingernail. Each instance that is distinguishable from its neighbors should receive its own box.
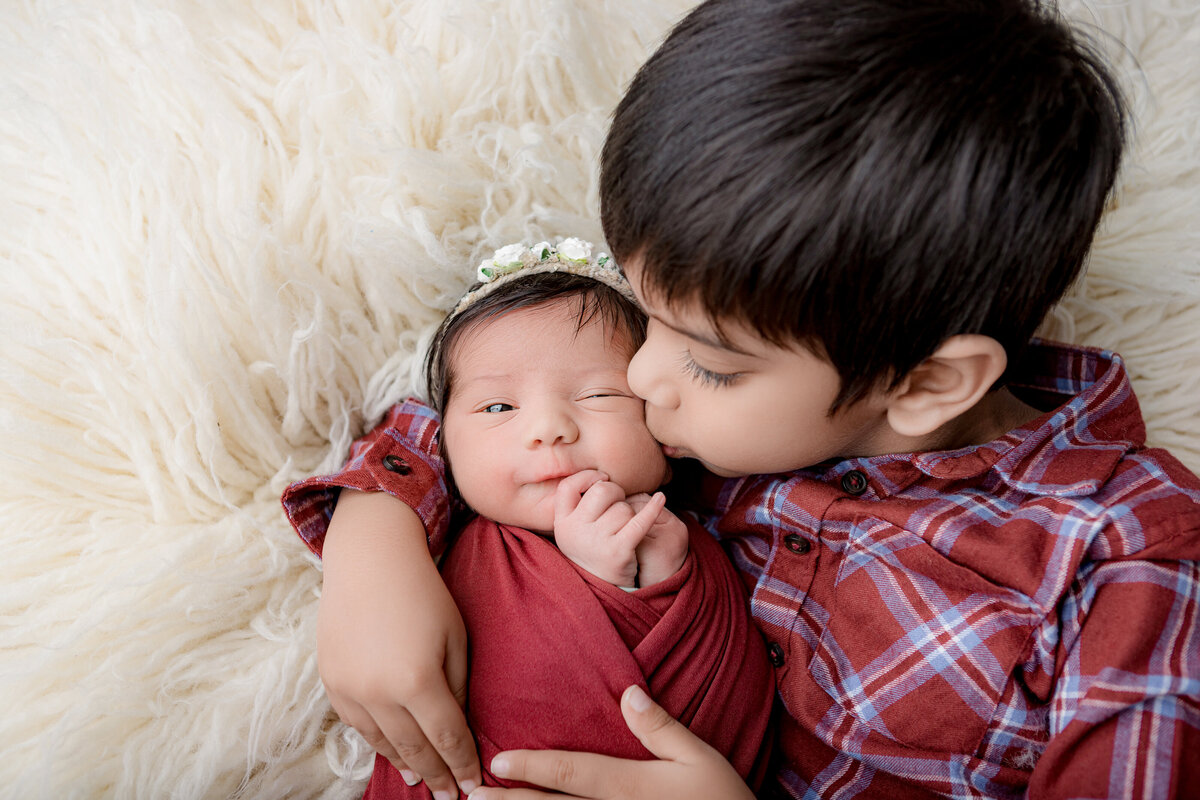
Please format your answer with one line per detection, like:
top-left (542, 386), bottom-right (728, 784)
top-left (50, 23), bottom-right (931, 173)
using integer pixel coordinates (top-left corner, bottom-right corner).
top-left (459, 779), bottom-right (479, 795)
top-left (468, 790), bottom-right (491, 800)
top-left (400, 770), bottom-right (419, 786)
top-left (433, 791), bottom-right (455, 800)
top-left (490, 756), bottom-right (511, 777)
top-left (627, 684), bottom-right (651, 712)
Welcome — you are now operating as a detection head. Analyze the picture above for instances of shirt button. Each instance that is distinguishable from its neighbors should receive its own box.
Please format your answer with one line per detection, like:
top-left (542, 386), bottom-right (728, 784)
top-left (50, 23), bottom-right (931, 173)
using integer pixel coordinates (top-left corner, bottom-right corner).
top-left (767, 642), bottom-right (785, 667)
top-left (383, 454), bottom-right (411, 475)
top-left (784, 534), bottom-right (811, 554)
top-left (841, 469), bottom-right (868, 495)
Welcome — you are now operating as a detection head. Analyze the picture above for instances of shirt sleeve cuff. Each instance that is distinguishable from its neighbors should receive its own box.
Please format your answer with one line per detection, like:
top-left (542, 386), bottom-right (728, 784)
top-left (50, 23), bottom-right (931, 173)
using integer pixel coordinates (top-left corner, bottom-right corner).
top-left (280, 399), bottom-right (451, 558)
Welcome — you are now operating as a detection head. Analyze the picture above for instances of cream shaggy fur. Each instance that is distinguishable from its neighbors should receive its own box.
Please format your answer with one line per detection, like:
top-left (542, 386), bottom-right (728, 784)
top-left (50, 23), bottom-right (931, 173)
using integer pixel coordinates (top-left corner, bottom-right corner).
top-left (0, 1), bottom-right (1196, 799)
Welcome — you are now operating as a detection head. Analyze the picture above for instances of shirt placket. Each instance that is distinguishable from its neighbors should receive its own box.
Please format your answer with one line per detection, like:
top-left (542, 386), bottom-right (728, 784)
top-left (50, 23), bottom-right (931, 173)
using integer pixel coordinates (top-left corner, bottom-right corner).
top-left (755, 470), bottom-right (870, 673)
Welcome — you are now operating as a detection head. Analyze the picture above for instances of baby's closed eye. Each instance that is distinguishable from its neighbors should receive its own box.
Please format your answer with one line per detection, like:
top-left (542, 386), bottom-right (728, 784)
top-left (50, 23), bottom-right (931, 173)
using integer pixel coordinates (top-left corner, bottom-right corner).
top-left (578, 391), bottom-right (638, 409)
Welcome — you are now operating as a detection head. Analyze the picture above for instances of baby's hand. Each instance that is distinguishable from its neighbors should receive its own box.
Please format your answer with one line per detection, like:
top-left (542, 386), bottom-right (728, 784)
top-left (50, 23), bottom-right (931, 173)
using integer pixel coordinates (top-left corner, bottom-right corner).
top-left (627, 493), bottom-right (689, 587)
top-left (553, 470), bottom-right (667, 587)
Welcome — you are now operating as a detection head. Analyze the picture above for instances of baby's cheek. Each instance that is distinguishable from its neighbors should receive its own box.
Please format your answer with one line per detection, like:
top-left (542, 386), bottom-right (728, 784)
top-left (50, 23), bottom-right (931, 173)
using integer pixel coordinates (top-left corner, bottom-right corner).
top-left (614, 438), bottom-right (669, 493)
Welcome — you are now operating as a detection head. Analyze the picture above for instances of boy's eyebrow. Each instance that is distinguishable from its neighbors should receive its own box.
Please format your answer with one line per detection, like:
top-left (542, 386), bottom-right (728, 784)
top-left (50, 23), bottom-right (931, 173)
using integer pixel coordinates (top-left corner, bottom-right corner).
top-left (650, 312), bottom-right (756, 357)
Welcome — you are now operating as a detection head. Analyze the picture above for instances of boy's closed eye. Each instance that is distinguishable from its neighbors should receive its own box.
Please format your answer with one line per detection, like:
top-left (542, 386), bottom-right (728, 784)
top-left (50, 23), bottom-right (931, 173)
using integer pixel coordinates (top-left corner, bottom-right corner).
top-left (681, 351), bottom-right (742, 388)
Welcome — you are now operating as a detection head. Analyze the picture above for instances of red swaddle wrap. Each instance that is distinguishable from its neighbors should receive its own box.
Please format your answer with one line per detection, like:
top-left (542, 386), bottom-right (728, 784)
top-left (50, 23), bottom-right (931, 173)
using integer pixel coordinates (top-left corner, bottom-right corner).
top-left (365, 516), bottom-right (774, 798)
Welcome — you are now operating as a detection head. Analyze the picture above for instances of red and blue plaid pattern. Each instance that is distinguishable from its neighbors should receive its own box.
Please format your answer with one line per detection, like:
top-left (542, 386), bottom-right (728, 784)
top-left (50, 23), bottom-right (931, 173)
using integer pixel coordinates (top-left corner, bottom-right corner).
top-left (282, 341), bottom-right (1200, 798)
top-left (283, 398), bottom-right (453, 558)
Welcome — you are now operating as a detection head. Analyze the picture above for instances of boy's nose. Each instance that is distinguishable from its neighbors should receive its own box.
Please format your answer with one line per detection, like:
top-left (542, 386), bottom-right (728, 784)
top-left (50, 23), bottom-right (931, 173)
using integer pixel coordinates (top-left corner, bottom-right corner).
top-left (525, 407), bottom-right (580, 448)
top-left (627, 344), bottom-right (679, 410)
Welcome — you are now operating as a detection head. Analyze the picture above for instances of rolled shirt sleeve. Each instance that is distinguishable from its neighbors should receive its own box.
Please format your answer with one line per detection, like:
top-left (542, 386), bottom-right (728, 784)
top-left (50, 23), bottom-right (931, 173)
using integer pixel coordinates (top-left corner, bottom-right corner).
top-left (281, 398), bottom-right (452, 558)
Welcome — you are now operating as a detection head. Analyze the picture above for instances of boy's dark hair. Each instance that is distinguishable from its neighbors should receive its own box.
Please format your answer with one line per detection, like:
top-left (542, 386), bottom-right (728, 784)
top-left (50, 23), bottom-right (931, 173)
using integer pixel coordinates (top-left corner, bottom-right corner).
top-left (424, 271), bottom-right (647, 417)
top-left (600, 0), bottom-right (1126, 409)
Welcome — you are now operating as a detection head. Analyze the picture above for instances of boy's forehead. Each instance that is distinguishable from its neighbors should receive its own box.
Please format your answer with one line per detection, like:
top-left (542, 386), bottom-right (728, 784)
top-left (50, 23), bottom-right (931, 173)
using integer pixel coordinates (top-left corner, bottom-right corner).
top-left (661, 307), bottom-right (758, 357)
top-left (621, 259), bottom-right (766, 357)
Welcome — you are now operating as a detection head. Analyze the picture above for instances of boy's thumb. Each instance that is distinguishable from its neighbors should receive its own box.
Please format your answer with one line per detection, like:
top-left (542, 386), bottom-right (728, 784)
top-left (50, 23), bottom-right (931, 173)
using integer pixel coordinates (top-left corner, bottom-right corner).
top-left (620, 684), bottom-right (705, 763)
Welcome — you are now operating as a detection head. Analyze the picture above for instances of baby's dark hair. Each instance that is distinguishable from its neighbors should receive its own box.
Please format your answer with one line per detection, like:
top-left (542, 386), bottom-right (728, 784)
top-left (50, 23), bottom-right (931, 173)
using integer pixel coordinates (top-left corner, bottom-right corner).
top-left (601, 0), bottom-right (1126, 409)
top-left (424, 271), bottom-right (647, 417)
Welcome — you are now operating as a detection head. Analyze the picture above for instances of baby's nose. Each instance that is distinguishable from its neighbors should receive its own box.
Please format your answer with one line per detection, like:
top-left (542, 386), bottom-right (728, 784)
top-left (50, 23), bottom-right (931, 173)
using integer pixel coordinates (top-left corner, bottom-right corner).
top-left (525, 407), bottom-right (579, 447)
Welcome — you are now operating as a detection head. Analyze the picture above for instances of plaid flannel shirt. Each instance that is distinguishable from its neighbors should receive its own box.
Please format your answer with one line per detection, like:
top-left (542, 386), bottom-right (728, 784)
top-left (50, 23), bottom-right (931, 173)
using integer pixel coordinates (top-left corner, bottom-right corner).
top-left (282, 341), bottom-right (1200, 799)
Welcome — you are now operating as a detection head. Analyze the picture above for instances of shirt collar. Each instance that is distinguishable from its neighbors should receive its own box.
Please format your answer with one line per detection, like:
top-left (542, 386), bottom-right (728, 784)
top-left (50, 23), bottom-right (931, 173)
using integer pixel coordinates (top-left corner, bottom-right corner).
top-left (859, 341), bottom-right (1144, 497)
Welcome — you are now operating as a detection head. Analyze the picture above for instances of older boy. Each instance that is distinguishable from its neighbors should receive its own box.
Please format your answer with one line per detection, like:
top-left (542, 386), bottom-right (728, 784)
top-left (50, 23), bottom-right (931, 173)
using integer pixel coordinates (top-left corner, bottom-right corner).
top-left (284, 0), bottom-right (1200, 797)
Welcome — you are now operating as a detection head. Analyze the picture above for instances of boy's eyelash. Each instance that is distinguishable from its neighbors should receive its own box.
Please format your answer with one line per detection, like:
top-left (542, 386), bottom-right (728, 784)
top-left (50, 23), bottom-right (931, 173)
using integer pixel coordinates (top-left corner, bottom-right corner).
top-left (682, 353), bottom-right (740, 388)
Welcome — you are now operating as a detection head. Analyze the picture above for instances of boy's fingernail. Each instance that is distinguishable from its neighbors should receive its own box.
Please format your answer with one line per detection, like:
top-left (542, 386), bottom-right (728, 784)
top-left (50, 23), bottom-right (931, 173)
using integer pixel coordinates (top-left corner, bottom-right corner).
top-left (459, 779), bottom-right (479, 795)
top-left (400, 770), bottom-right (419, 786)
top-left (490, 756), bottom-right (511, 777)
top-left (628, 684), bottom-right (651, 712)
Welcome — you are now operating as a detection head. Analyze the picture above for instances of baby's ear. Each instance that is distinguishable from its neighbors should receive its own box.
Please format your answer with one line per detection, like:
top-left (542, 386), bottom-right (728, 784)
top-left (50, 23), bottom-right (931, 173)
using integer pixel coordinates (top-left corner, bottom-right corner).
top-left (885, 335), bottom-right (1007, 438)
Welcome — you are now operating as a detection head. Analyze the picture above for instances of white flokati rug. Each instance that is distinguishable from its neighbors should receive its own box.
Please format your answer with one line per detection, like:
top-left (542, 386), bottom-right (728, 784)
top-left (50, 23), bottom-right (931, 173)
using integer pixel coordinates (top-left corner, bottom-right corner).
top-left (0, 1), bottom-right (1196, 798)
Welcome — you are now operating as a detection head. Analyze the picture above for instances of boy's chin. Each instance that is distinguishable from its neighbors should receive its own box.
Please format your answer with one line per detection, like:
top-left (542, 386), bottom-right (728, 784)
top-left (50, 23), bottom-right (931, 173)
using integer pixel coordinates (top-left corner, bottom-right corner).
top-left (699, 461), bottom-right (748, 478)
top-left (674, 451), bottom-right (748, 479)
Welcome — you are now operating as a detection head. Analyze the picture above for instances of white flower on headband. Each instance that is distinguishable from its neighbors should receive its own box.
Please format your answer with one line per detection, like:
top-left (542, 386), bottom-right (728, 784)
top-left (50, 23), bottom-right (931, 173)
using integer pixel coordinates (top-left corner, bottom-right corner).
top-left (455, 237), bottom-right (632, 316)
top-left (556, 237), bottom-right (592, 262)
top-left (475, 238), bottom-right (604, 283)
top-left (477, 243), bottom-right (537, 281)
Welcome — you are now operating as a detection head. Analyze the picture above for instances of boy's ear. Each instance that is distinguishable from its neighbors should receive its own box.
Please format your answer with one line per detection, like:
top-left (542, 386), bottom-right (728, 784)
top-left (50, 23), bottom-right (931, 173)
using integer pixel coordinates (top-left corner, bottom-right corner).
top-left (885, 335), bottom-right (1008, 438)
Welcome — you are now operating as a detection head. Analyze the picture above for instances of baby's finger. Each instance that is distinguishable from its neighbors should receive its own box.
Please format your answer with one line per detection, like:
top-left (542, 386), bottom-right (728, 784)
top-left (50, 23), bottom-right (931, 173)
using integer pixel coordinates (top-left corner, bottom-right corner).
top-left (614, 491), bottom-right (667, 548)
top-left (575, 480), bottom-right (628, 519)
top-left (554, 470), bottom-right (609, 518)
top-left (624, 492), bottom-right (654, 513)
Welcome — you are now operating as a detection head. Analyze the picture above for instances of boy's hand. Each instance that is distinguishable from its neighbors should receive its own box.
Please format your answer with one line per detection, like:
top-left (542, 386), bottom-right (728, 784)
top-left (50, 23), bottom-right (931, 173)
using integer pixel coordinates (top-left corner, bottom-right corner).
top-left (553, 470), bottom-right (666, 587)
top-left (465, 685), bottom-right (755, 800)
top-left (319, 490), bottom-right (482, 798)
top-left (626, 493), bottom-right (688, 587)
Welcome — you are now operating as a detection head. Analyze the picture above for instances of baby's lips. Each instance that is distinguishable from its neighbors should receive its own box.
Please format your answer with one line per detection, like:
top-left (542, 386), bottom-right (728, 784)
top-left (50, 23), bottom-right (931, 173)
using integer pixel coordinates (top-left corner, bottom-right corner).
top-left (526, 467), bottom-right (605, 487)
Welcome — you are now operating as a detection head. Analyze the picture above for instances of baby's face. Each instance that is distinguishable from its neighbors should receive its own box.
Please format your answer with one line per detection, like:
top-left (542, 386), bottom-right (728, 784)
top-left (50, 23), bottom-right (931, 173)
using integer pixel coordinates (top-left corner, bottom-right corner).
top-left (442, 299), bottom-right (668, 534)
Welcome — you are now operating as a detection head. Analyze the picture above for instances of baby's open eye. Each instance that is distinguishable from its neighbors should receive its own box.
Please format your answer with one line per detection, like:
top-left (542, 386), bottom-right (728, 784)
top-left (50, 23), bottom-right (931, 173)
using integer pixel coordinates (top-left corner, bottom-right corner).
top-left (482, 402), bottom-right (514, 413)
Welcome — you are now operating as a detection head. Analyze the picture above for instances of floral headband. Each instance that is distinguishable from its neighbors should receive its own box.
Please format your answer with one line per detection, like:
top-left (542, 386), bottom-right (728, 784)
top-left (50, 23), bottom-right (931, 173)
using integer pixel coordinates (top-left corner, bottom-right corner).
top-left (451, 238), bottom-right (636, 316)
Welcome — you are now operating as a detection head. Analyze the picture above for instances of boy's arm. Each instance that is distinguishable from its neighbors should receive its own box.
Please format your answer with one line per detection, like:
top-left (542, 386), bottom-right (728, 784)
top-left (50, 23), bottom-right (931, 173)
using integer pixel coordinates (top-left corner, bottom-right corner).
top-left (1030, 556), bottom-right (1200, 798)
top-left (321, 491), bottom-right (480, 797)
top-left (468, 685), bottom-right (755, 800)
top-left (282, 399), bottom-right (483, 798)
